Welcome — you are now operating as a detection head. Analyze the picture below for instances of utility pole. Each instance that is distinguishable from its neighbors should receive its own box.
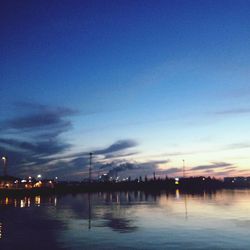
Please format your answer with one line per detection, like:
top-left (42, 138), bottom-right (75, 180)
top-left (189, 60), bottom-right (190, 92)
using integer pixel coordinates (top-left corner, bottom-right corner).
top-left (89, 153), bottom-right (93, 183)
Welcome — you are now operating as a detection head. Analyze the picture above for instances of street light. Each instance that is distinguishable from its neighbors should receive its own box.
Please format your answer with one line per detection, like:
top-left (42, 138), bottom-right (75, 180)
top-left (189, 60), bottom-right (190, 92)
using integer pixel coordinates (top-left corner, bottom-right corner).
top-left (1, 157), bottom-right (7, 176)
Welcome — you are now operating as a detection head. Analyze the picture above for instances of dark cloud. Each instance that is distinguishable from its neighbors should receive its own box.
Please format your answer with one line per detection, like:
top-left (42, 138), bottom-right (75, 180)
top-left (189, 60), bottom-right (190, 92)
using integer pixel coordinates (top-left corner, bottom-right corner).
top-left (70, 156), bottom-right (89, 168)
top-left (0, 102), bottom-right (169, 179)
top-left (3, 104), bottom-right (240, 180)
top-left (104, 151), bottom-right (138, 160)
top-left (95, 140), bottom-right (137, 155)
top-left (137, 160), bottom-right (170, 170)
top-left (44, 139), bottom-right (139, 165)
top-left (107, 162), bottom-right (137, 176)
top-left (14, 102), bottom-right (77, 115)
top-left (191, 162), bottom-right (233, 171)
top-left (9, 114), bottom-right (71, 130)
top-left (0, 103), bottom-right (78, 176)
top-left (0, 138), bottom-right (70, 156)
top-left (5, 107), bottom-right (75, 131)
top-left (1, 139), bottom-right (139, 178)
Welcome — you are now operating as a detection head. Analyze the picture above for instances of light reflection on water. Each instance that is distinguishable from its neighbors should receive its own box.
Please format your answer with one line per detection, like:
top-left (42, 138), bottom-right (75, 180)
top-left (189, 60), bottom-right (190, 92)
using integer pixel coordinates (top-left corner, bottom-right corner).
top-left (0, 190), bottom-right (250, 249)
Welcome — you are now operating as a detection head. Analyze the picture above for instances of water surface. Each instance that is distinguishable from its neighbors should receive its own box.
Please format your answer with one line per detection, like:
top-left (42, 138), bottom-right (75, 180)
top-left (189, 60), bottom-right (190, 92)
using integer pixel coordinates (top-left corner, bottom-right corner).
top-left (0, 189), bottom-right (250, 249)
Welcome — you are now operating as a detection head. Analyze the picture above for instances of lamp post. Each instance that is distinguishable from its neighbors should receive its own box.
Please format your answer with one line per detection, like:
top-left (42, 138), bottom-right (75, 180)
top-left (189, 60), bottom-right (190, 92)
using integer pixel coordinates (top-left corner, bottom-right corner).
top-left (1, 157), bottom-right (7, 177)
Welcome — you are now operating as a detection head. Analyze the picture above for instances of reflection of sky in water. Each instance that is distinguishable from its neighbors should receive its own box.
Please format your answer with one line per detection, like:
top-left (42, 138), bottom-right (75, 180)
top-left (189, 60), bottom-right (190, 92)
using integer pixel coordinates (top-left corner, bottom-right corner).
top-left (0, 190), bottom-right (250, 249)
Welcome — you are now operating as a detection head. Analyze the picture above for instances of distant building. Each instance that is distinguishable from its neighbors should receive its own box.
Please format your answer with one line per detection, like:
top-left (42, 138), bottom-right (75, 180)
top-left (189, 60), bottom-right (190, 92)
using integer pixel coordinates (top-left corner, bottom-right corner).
top-left (224, 177), bottom-right (250, 184)
top-left (0, 176), bottom-right (17, 189)
top-left (0, 176), bottom-right (54, 189)
top-left (99, 173), bottom-right (110, 182)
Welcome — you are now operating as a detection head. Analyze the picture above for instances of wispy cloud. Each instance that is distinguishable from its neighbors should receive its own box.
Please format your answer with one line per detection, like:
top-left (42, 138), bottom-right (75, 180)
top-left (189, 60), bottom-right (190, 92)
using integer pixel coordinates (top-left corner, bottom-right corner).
top-left (160, 167), bottom-right (181, 175)
top-left (215, 108), bottom-right (250, 116)
top-left (104, 151), bottom-right (139, 160)
top-left (0, 102), bottom-right (78, 176)
top-left (191, 162), bottom-right (233, 171)
top-left (214, 169), bottom-right (236, 176)
top-left (95, 140), bottom-right (138, 155)
top-left (2, 138), bottom-right (139, 178)
top-left (4, 105), bottom-right (76, 131)
top-left (0, 138), bottom-right (70, 156)
top-left (1, 101), bottom-right (244, 179)
top-left (225, 143), bottom-right (250, 150)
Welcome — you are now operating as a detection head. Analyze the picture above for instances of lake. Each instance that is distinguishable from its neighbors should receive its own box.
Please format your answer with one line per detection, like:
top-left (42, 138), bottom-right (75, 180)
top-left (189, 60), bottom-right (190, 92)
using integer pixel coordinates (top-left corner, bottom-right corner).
top-left (0, 189), bottom-right (250, 249)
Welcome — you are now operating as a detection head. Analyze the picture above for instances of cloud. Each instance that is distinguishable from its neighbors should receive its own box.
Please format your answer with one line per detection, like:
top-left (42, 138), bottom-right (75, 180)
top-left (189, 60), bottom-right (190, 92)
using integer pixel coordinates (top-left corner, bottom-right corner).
top-left (0, 141), bottom-right (71, 176)
top-left (8, 114), bottom-right (71, 130)
top-left (5, 106), bottom-right (75, 131)
top-left (191, 162), bottom-right (233, 171)
top-left (104, 151), bottom-right (138, 160)
top-left (14, 102), bottom-right (76, 115)
top-left (160, 167), bottom-right (181, 175)
top-left (4, 101), bottom-right (242, 180)
top-left (95, 140), bottom-right (137, 155)
top-left (106, 162), bottom-right (137, 176)
top-left (215, 108), bottom-right (250, 115)
top-left (0, 103), bottom-right (78, 176)
top-left (214, 169), bottom-right (236, 176)
top-left (225, 143), bottom-right (250, 150)
top-left (95, 159), bottom-right (170, 179)
top-left (0, 102), bottom-right (141, 178)
top-left (26, 141), bottom-right (139, 178)
top-left (63, 158), bottom-right (170, 180)
top-left (0, 138), bottom-right (70, 156)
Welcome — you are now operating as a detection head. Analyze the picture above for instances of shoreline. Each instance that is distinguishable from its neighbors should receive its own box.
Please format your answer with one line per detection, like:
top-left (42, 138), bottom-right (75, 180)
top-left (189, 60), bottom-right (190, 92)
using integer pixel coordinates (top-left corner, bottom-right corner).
top-left (0, 179), bottom-right (249, 197)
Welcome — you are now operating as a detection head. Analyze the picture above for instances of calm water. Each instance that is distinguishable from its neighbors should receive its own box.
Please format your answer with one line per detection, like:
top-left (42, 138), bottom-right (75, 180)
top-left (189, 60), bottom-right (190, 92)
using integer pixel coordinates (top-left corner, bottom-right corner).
top-left (0, 189), bottom-right (250, 249)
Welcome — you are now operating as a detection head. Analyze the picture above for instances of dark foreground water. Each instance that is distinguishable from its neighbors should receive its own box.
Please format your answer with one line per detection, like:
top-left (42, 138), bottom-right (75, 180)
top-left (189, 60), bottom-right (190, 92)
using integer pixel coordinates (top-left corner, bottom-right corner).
top-left (0, 189), bottom-right (250, 250)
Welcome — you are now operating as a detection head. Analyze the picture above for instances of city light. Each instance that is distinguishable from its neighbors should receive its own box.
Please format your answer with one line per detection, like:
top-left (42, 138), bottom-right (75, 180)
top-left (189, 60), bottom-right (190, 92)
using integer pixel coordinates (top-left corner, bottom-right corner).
top-left (1, 156), bottom-right (7, 176)
top-left (175, 177), bottom-right (179, 185)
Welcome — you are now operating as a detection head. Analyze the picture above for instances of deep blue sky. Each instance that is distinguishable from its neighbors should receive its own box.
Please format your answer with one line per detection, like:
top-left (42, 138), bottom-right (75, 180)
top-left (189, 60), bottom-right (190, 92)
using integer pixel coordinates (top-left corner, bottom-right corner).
top-left (0, 0), bottom-right (250, 179)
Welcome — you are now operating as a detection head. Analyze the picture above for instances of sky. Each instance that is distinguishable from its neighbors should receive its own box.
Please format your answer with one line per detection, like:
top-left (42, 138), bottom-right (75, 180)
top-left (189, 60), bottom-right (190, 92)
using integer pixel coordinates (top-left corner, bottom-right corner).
top-left (0, 0), bottom-right (250, 180)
